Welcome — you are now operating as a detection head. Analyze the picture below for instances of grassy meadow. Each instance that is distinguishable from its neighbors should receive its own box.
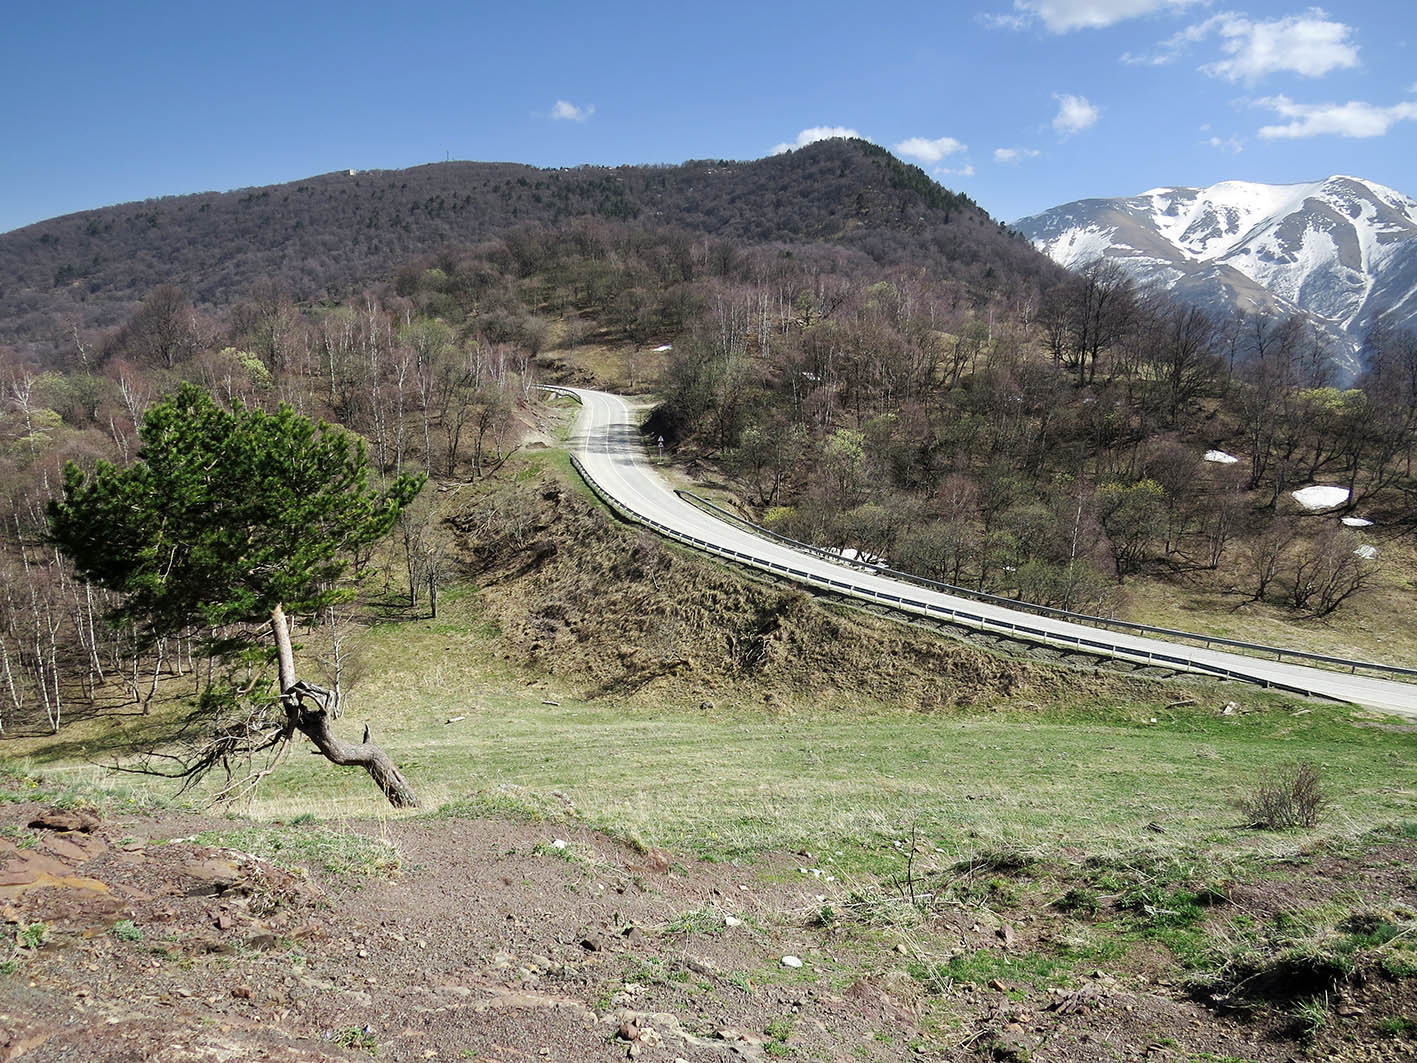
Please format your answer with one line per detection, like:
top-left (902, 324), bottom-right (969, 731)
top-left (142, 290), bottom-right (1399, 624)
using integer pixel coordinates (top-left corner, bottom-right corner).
top-left (8, 578), bottom-right (1414, 877)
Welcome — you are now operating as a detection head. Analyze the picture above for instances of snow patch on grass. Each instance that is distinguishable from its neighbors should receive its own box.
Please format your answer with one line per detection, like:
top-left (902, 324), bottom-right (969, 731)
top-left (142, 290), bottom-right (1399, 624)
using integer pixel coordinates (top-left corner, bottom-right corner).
top-left (1291, 485), bottom-right (1350, 510)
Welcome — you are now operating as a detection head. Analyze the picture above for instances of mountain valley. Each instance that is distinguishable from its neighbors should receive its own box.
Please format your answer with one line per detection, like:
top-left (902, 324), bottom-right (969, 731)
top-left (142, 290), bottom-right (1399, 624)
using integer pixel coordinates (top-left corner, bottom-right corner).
top-left (1017, 175), bottom-right (1417, 379)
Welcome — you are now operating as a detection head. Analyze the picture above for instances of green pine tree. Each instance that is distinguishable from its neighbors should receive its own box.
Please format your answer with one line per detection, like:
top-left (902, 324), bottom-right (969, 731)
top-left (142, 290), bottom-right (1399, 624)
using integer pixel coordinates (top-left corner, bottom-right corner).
top-left (48, 383), bottom-right (424, 806)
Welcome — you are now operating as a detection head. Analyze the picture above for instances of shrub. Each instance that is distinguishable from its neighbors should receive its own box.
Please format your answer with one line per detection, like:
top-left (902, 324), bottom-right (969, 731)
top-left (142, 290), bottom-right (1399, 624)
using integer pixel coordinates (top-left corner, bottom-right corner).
top-left (954, 845), bottom-right (1039, 877)
top-left (1234, 761), bottom-right (1325, 829)
top-left (111, 919), bottom-right (143, 943)
top-left (1053, 887), bottom-right (1099, 916)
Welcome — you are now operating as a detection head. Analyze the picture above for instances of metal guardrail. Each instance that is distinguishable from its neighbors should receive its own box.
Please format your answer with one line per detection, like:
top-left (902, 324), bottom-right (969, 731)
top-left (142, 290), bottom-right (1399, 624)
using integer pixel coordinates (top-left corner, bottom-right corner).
top-left (540, 384), bottom-right (1393, 704)
top-left (564, 452), bottom-right (1333, 700)
top-left (675, 491), bottom-right (1417, 685)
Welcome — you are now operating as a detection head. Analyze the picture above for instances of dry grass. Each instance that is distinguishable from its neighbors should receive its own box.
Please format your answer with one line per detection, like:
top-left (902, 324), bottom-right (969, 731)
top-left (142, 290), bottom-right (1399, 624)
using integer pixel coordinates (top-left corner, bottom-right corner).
top-left (537, 342), bottom-right (668, 394)
top-left (1123, 537), bottom-right (1417, 669)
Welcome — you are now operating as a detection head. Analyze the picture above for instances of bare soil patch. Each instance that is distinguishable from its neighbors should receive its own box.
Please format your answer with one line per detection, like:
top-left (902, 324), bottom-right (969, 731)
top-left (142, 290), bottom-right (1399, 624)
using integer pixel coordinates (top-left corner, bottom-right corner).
top-left (6, 786), bottom-right (1414, 1062)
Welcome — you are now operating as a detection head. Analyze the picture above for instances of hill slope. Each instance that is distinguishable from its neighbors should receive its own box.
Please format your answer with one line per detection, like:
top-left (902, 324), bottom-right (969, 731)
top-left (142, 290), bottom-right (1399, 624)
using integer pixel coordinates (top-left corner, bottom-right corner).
top-left (0, 140), bottom-right (1054, 359)
top-left (1015, 175), bottom-right (1417, 379)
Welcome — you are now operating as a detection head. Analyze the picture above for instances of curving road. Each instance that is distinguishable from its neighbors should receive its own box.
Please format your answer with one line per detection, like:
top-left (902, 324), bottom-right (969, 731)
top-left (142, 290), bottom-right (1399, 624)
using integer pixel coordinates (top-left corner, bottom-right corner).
top-left (561, 386), bottom-right (1417, 719)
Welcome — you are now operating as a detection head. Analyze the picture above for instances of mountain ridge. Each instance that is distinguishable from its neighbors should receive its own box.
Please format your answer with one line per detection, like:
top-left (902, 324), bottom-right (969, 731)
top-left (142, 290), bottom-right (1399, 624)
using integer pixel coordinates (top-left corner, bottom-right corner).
top-left (0, 140), bottom-right (1056, 362)
top-left (1015, 174), bottom-right (1417, 379)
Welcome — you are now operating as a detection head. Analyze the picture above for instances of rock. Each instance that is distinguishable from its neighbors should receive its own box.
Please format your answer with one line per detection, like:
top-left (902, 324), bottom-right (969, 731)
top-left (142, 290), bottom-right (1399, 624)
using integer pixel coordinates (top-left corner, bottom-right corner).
top-left (1221, 702), bottom-right (1239, 716)
top-left (989, 978), bottom-right (1010, 992)
top-left (580, 936), bottom-right (603, 952)
top-left (40, 834), bottom-right (100, 862)
top-left (231, 985), bottom-right (253, 999)
top-left (214, 913), bottom-right (234, 931)
top-left (28, 808), bottom-right (101, 833)
top-left (723, 916), bottom-right (742, 928)
top-left (180, 857), bottom-right (242, 897)
top-left (781, 955), bottom-right (804, 968)
top-left (996, 924), bottom-right (1016, 947)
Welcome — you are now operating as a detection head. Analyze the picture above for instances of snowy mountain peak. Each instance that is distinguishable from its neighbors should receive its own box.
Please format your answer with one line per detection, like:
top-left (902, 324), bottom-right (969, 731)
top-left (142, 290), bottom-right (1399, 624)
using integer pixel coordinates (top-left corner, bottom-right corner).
top-left (1015, 175), bottom-right (1417, 381)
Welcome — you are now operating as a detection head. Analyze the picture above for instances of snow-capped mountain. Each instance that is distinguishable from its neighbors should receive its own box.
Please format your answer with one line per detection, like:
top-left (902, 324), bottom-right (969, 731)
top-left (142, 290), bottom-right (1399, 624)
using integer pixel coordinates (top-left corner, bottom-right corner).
top-left (1014, 176), bottom-right (1417, 381)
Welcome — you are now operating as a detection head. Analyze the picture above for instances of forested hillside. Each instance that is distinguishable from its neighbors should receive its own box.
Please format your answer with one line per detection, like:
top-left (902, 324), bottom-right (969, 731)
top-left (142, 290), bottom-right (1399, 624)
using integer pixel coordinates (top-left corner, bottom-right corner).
top-left (0, 139), bottom-right (1048, 362)
top-left (3, 138), bottom-right (1417, 739)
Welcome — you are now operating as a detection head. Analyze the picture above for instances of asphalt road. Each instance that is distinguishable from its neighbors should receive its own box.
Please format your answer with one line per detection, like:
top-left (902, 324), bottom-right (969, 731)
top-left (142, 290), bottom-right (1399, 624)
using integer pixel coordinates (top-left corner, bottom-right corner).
top-left (563, 386), bottom-right (1417, 719)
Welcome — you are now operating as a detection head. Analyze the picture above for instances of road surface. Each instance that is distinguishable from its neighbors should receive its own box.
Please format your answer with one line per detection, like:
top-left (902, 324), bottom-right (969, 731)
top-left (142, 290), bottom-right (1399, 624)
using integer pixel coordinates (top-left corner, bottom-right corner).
top-left (560, 386), bottom-right (1417, 719)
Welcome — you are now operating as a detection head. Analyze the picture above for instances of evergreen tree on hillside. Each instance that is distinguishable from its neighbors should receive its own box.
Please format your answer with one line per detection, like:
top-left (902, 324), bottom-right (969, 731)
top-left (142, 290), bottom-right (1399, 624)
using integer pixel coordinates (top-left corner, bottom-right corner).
top-left (47, 384), bottom-right (424, 806)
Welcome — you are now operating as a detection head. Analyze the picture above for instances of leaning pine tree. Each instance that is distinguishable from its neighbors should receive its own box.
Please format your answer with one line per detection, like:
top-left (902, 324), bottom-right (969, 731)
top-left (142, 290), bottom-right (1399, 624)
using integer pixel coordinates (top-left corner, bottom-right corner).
top-left (47, 384), bottom-right (424, 806)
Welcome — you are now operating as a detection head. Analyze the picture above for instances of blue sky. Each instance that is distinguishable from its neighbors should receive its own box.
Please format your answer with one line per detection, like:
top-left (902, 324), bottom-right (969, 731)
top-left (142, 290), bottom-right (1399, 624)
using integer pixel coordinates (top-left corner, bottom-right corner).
top-left (2, 0), bottom-right (1412, 234)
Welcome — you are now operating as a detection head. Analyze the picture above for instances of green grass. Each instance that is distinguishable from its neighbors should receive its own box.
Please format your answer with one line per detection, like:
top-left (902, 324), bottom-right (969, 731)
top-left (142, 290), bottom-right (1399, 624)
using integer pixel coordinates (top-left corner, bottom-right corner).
top-left (111, 919), bottom-right (143, 943)
top-left (1378, 1016), bottom-right (1417, 1038)
top-left (663, 905), bottom-right (727, 937)
top-left (925, 948), bottom-right (1071, 993)
top-left (15, 922), bottom-right (49, 950)
top-left (291, 689), bottom-right (1415, 876)
top-left (332, 1026), bottom-right (379, 1056)
top-left (187, 825), bottom-right (400, 878)
top-left (5, 493), bottom-right (1416, 881)
top-left (9, 588), bottom-right (1417, 878)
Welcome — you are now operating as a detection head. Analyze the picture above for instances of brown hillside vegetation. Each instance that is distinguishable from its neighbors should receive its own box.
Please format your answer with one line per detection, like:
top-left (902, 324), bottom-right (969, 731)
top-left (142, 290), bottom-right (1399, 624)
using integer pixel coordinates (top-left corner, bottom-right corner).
top-left (457, 466), bottom-right (1165, 712)
top-left (0, 139), bottom-right (1048, 362)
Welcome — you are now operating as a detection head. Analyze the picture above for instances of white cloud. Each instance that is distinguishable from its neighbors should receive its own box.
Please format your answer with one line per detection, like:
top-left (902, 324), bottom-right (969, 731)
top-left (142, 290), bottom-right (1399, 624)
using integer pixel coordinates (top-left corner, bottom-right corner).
top-left (893, 136), bottom-right (967, 163)
top-left (994, 146), bottom-right (1042, 163)
top-left (1206, 134), bottom-right (1244, 153)
top-left (549, 99), bottom-right (594, 122)
top-left (977, 11), bottom-right (1030, 29)
top-left (1200, 11), bottom-right (1360, 83)
top-left (1127, 10), bottom-right (1359, 79)
top-left (1122, 15), bottom-right (1219, 64)
top-left (936, 163), bottom-right (976, 178)
top-left (770, 126), bottom-right (864, 155)
top-left (1120, 49), bottom-right (1173, 66)
top-left (1254, 94), bottom-right (1417, 139)
top-left (1052, 93), bottom-right (1100, 135)
top-left (988, 0), bottom-right (1202, 34)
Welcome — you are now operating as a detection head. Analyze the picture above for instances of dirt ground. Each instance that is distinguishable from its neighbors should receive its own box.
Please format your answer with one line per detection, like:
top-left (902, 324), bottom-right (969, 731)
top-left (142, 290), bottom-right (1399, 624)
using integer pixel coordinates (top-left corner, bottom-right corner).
top-left (7, 783), bottom-right (1413, 1063)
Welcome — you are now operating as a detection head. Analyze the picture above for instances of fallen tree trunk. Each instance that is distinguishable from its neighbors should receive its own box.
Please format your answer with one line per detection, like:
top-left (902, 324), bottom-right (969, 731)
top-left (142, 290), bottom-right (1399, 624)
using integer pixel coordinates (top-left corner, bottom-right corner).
top-left (272, 606), bottom-right (419, 808)
top-left (290, 694), bottom-right (419, 808)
